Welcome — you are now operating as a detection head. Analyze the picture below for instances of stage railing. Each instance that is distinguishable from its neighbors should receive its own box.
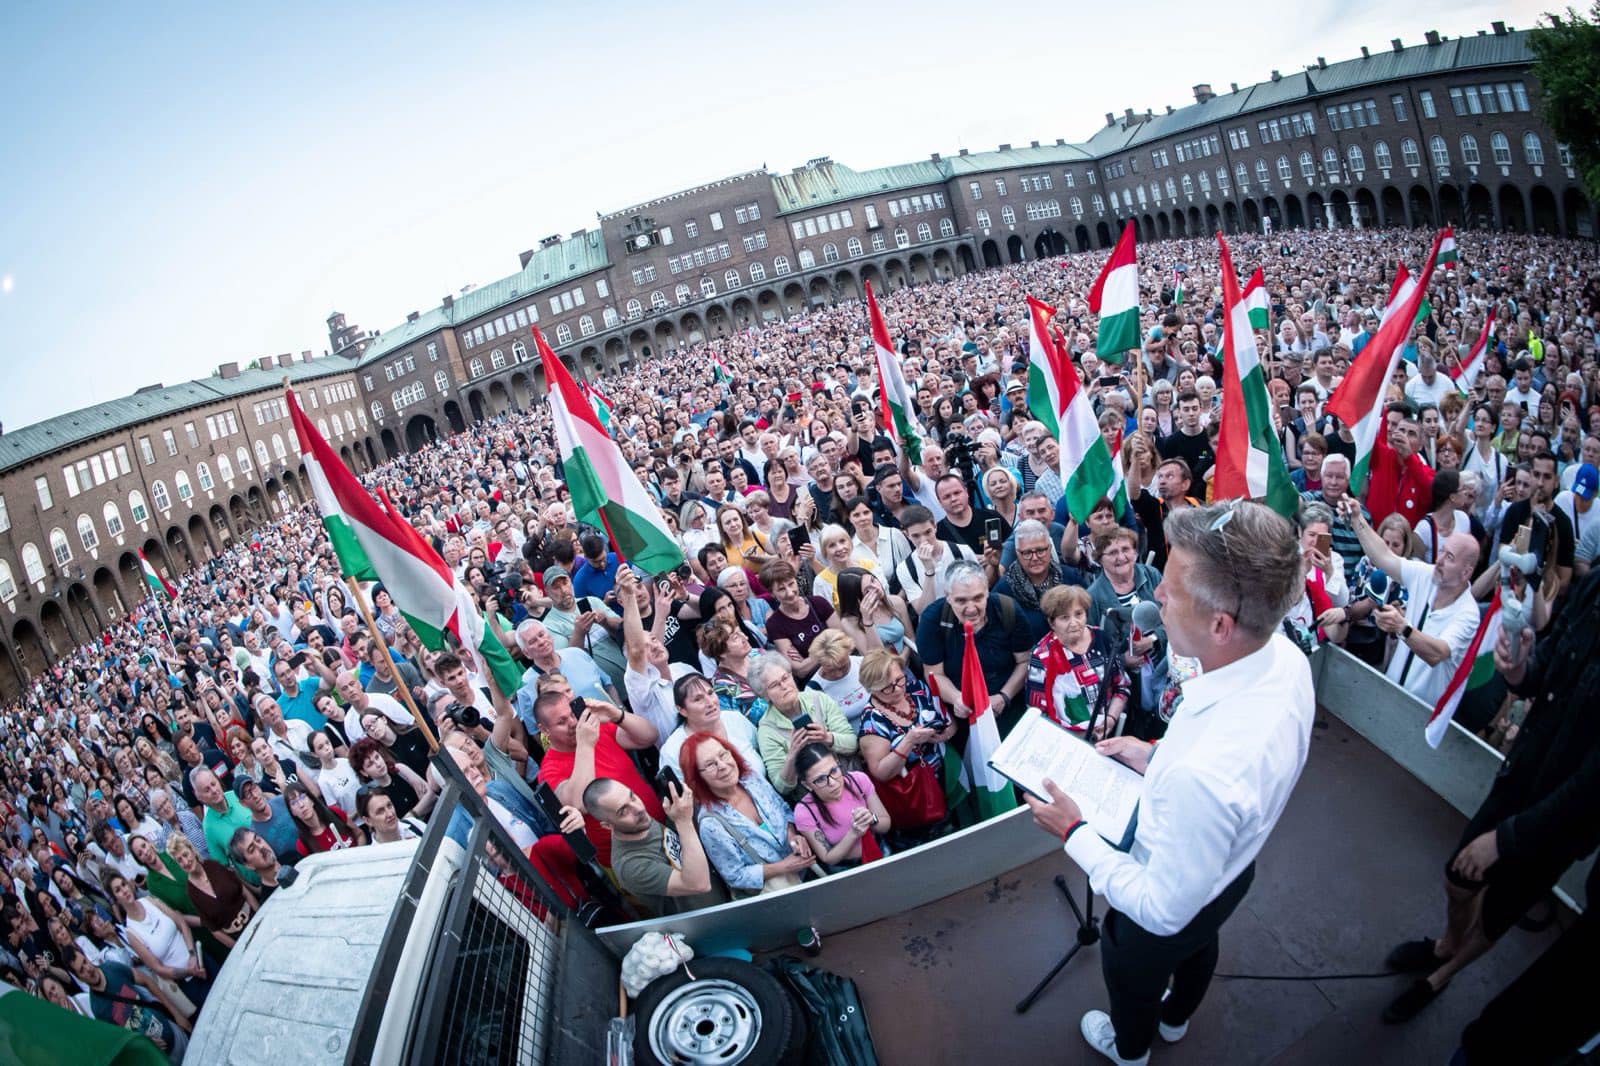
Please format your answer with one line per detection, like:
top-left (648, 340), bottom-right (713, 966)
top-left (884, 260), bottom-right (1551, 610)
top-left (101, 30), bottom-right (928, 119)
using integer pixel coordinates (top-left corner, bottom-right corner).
top-left (595, 644), bottom-right (1590, 957)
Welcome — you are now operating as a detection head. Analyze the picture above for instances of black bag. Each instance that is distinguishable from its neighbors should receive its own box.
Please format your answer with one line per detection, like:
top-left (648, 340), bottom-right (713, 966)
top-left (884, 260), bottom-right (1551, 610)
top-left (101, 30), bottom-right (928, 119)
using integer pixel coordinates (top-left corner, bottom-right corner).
top-left (764, 955), bottom-right (880, 1066)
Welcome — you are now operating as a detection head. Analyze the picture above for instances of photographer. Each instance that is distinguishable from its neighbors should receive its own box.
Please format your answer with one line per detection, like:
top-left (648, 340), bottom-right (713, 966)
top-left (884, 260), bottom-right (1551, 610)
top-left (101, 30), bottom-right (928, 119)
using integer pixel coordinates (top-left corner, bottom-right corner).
top-left (581, 776), bottom-right (727, 917)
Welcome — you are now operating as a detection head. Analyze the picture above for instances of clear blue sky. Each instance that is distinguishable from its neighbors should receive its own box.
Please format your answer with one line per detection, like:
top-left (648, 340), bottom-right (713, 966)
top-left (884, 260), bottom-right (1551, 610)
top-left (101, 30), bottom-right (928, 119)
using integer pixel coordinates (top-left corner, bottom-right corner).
top-left (0, 1), bottom-right (1548, 429)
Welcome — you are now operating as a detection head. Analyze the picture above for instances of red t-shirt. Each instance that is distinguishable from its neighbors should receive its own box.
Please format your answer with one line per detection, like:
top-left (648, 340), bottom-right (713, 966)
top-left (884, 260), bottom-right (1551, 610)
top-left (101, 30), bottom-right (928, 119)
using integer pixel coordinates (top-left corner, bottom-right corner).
top-left (537, 722), bottom-right (663, 868)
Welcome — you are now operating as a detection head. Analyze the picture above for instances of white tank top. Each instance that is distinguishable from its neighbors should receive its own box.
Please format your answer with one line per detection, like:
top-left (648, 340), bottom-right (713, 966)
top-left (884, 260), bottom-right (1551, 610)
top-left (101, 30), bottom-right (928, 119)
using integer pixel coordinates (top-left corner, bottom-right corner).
top-left (123, 901), bottom-right (186, 969)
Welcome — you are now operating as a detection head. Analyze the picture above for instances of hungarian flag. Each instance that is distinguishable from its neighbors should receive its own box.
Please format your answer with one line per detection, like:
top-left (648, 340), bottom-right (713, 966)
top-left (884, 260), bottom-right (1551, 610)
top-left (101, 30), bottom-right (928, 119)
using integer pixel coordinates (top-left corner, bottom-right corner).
top-left (1028, 295), bottom-right (1127, 521)
top-left (1326, 232), bottom-right (1444, 495)
top-left (1087, 221), bottom-right (1139, 364)
top-left (1426, 589), bottom-right (1502, 748)
top-left (1436, 226), bottom-right (1458, 270)
top-left (1242, 268), bottom-right (1270, 330)
top-left (578, 380), bottom-right (614, 436)
top-left (1171, 267), bottom-right (1185, 306)
top-left (865, 281), bottom-right (923, 464)
top-left (1449, 314), bottom-right (1494, 394)
top-left (288, 387), bottom-right (512, 694)
top-left (1213, 233), bottom-right (1298, 517)
top-left (138, 549), bottom-right (175, 602)
top-left (712, 355), bottom-right (733, 385)
top-left (535, 328), bottom-right (685, 574)
top-left (955, 622), bottom-right (1017, 822)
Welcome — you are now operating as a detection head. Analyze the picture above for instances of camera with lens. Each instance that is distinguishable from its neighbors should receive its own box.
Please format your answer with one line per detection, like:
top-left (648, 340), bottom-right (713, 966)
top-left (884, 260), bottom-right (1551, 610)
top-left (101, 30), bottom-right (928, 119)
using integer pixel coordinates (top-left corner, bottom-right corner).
top-left (944, 436), bottom-right (979, 481)
top-left (442, 701), bottom-right (481, 731)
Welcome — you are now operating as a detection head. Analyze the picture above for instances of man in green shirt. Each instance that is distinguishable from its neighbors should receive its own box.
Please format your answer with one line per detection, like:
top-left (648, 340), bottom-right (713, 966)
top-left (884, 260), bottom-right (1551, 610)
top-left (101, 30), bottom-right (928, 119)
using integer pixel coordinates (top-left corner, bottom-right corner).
top-left (582, 778), bottom-right (727, 917)
top-left (192, 767), bottom-right (254, 865)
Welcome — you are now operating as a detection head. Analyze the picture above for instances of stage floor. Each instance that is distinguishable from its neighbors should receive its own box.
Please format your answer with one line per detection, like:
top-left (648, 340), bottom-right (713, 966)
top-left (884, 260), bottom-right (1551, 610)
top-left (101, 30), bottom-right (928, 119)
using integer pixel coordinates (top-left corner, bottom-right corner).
top-left (781, 711), bottom-right (1569, 1065)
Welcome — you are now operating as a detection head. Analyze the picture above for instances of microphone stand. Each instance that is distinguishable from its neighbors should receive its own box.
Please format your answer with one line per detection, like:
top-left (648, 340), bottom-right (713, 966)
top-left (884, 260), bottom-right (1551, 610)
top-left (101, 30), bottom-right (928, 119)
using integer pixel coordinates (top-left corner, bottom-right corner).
top-left (1015, 664), bottom-right (1105, 1014)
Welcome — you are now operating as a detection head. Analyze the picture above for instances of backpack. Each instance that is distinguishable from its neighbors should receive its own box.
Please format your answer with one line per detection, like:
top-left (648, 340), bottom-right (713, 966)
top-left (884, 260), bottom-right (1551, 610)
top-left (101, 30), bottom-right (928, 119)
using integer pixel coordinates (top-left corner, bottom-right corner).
top-left (764, 955), bottom-right (880, 1066)
top-left (938, 592), bottom-right (1019, 635)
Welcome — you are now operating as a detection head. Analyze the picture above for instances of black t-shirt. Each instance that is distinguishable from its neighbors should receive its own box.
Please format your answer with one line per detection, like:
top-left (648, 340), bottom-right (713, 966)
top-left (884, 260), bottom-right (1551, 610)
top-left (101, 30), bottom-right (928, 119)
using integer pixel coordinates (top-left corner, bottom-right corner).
top-left (1498, 501), bottom-right (1576, 576)
top-left (1157, 429), bottom-right (1215, 491)
top-left (854, 433), bottom-right (895, 471)
top-left (179, 748), bottom-right (233, 806)
top-left (939, 507), bottom-right (1006, 556)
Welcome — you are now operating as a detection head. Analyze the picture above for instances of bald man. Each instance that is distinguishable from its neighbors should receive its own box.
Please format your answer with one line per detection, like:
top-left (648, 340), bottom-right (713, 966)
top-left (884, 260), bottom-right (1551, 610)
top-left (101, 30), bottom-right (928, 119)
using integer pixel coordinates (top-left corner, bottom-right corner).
top-left (334, 667), bottom-right (412, 745)
top-left (1340, 498), bottom-right (1483, 706)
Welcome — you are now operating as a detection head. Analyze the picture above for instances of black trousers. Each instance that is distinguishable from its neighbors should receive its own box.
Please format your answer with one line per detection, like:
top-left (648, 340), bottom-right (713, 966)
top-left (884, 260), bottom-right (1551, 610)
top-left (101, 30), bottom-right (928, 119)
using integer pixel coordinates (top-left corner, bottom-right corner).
top-left (1100, 863), bottom-right (1255, 1060)
top-left (1460, 901), bottom-right (1597, 1065)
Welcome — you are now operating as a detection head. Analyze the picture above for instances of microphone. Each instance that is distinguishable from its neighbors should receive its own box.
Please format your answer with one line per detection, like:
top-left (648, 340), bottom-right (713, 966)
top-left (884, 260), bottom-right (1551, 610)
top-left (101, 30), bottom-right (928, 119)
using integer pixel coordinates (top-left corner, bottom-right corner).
top-left (1130, 601), bottom-right (1164, 644)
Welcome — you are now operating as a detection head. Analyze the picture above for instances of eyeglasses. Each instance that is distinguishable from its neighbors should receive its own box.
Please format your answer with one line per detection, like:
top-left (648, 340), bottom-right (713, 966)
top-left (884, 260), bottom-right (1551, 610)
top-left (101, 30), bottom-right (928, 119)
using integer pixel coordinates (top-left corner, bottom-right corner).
top-left (1207, 505), bottom-right (1246, 622)
top-left (1017, 546), bottom-right (1051, 559)
top-left (808, 767), bottom-right (843, 788)
top-left (876, 676), bottom-right (906, 692)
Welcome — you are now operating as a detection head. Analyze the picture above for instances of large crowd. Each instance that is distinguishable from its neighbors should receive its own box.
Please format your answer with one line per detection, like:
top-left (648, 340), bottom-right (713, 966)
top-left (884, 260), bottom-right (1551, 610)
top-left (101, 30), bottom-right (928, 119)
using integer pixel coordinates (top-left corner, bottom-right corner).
top-left (2, 224), bottom-right (1598, 1058)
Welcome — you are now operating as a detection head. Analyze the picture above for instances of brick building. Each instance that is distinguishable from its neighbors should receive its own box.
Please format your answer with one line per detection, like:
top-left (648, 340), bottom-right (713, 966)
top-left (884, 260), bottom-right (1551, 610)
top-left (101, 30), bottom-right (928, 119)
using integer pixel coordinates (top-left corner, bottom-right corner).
top-left (0, 22), bottom-right (1590, 697)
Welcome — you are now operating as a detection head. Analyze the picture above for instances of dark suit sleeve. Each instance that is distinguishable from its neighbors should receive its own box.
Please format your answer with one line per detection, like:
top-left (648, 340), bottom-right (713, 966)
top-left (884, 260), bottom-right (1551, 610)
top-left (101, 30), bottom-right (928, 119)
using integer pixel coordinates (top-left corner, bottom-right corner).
top-left (1496, 741), bottom-right (1600, 869)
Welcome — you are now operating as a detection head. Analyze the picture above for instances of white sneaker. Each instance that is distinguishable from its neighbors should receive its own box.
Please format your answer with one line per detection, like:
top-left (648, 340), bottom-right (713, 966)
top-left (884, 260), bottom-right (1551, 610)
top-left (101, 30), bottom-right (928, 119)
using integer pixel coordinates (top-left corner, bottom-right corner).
top-left (1080, 1010), bottom-right (1150, 1065)
top-left (1158, 1018), bottom-right (1188, 1042)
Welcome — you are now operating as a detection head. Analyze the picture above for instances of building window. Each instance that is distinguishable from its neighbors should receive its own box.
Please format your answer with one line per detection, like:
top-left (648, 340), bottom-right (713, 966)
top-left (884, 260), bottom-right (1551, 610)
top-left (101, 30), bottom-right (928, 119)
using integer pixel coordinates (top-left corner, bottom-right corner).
top-left (1390, 94), bottom-right (1407, 122)
top-left (1235, 162), bottom-right (1248, 190)
top-left (700, 277), bottom-right (716, 297)
top-left (21, 544), bottom-right (45, 584)
top-left (749, 262), bottom-right (766, 281)
top-left (435, 370), bottom-right (450, 393)
top-left (1180, 174), bottom-right (1194, 196)
top-left (255, 440), bottom-right (270, 468)
top-left (184, 422), bottom-right (199, 448)
top-left (1347, 144), bottom-right (1365, 175)
top-left (649, 290), bottom-right (667, 311)
top-left (0, 561), bottom-right (13, 601)
top-left (940, 217), bottom-right (956, 237)
top-left (102, 501), bottom-right (124, 539)
top-left (774, 256), bottom-right (791, 276)
top-left (489, 348), bottom-right (505, 369)
top-left (76, 515), bottom-right (98, 553)
top-left (217, 454), bottom-right (233, 481)
top-left (1523, 132), bottom-right (1544, 165)
top-left (197, 463), bottom-right (214, 492)
top-left (1276, 155), bottom-right (1292, 181)
top-left (977, 208), bottom-right (992, 228)
top-left (627, 298), bottom-right (645, 319)
top-left (603, 307), bottom-right (620, 327)
top-left (798, 248), bottom-right (815, 269)
top-left (674, 284), bottom-right (690, 305)
top-left (427, 342), bottom-right (438, 361)
top-left (469, 357), bottom-right (484, 377)
top-left (139, 436), bottom-right (155, 465)
top-left (1558, 142), bottom-right (1573, 167)
top-left (822, 242), bottom-right (839, 264)
top-left (1401, 138), bottom-right (1421, 167)
top-left (152, 480), bottom-right (171, 512)
top-left (0, 494), bottom-right (7, 533)
top-left (511, 340), bottom-right (527, 361)
top-left (1374, 141), bottom-right (1392, 169)
top-left (175, 470), bottom-right (193, 501)
top-left (969, 181), bottom-right (981, 200)
top-left (1000, 206), bottom-right (1016, 225)
top-left (555, 324), bottom-right (572, 344)
top-left (871, 233), bottom-right (886, 252)
top-left (847, 236), bottom-right (863, 257)
top-left (35, 475), bottom-right (52, 510)
top-left (994, 179), bottom-right (1007, 196)
top-left (725, 268), bottom-right (741, 288)
top-left (163, 429), bottom-right (178, 456)
top-left (708, 211), bottom-right (723, 231)
top-left (684, 220), bottom-right (699, 239)
top-left (1460, 135), bottom-right (1480, 165)
top-left (50, 528), bottom-right (72, 566)
top-left (1430, 136), bottom-right (1450, 167)
top-left (1323, 147), bottom-right (1340, 177)
top-left (1419, 90), bottom-right (1436, 118)
top-left (237, 446), bottom-right (252, 474)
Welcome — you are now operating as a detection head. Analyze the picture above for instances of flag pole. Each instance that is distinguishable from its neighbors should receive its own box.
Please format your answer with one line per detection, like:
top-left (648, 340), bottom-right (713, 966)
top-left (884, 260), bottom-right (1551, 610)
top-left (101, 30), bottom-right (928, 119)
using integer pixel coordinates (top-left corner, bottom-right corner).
top-left (344, 576), bottom-right (439, 753)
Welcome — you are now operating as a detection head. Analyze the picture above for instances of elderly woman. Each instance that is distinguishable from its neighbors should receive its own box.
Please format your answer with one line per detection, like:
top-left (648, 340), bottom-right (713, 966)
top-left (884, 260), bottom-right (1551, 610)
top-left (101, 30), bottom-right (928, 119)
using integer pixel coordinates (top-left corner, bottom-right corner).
top-left (1026, 585), bottom-right (1130, 736)
top-left (802, 629), bottom-right (872, 730)
top-left (1291, 432), bottom-right (1328, 494)
top-left (748, 651), bottom-right (858, 797)
top-left (225, 728), bottom-right (264, 788)
top-left (697, 619), bottom-right (766, 724)
top-left (683, 732), bottom-right (815, 897)
top-left (834, 567), bottom-right (912, 655)
top-left (856, 649), bottom-right (954, 843)
top-left (1284, 499), bottom-right (1351, 650)
top-left (659, 672), bottom-right (763, 778)
top-left (759, 460), bottom-right (798, 520)
top-left (716, 563), bottom-right (773, 634)
top-left (812, 523), bottom-right (877, 609)
top-left (996, 519), bottom-right (1085, 642)
top-left (162, 832), bottom-right (256, 954)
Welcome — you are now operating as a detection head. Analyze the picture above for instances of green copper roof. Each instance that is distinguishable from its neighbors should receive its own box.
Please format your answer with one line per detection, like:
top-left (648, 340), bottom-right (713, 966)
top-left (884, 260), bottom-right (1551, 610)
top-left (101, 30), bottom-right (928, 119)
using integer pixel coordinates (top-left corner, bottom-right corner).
top-left (771, 160), bottom-right (950, 214)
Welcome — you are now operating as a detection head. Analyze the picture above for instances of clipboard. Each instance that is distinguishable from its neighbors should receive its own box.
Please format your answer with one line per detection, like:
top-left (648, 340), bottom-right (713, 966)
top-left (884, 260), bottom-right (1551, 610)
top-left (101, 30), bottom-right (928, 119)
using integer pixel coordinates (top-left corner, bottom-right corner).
top-left (989, 709), bottom-right (1143, 843)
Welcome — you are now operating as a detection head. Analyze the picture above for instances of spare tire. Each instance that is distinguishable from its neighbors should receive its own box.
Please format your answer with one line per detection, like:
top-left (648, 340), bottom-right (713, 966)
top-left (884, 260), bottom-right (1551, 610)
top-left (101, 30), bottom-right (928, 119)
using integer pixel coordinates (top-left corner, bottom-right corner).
top-left (634, 957), bottom-right (806, 1066)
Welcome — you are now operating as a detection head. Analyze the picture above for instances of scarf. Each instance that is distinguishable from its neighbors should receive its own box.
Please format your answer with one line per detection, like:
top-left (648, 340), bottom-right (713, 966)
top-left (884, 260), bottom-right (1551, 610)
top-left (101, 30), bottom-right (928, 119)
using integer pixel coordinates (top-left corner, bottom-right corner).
top-left (1027, 632), bottom-right (1092, 727)
top-left (1003, 558), bottom-right (1062, 613)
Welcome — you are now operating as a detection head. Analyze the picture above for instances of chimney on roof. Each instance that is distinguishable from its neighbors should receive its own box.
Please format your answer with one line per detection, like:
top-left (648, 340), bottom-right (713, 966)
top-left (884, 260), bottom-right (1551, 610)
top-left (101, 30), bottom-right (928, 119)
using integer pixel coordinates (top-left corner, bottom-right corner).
top-left (406, 311), bottom-right (420, 322)
top-left (570, 228), bottom-right (587, 239)
top-left (1230, 82), bottom-right (1239, 92)
top-left (218, 362), bottom-right (240, 379)
top-left (958, 148), bottom-right (969, 156)
top-left (998, 143), bottom-right (1011, 151)
top-left (1425, 29), bottom-right (1441, 45)
top-left (1144, 109), bottom-right (1153, 121)
top-left (276, 354), bottom-right (290, 366)
top-left (1270, 69), bottom-right (1281, 81)
top-left (442, 294), bottom-right (454, 310)
top-left (1193, 83), bottom-right (1215, 104)
top-left (519, 249), bottom-right (534, 268)
top-left (1124, 108), bottom-right (1136, 124)
top-left (539, 235), bottom-right (560, 249)
top-left (1361, 45), bottom-right (1370, 57)
top-left (1165, 105), bottom-right (1174, 115)
top-left (1056, 137), bottom-right (1065, 145)
top-left (1492, 20), bottom-right (1507, 34)
top-left (301, 350), bottom-right (312, 362)
top-left (930, 152), bottom-right (941, 162)
top-left (1105, 112), bottom-right (1116, 126)
top-left (1317, 56), bottom-right (1327, 69)
top-left (1391, 38), bottom-right (1403, 52)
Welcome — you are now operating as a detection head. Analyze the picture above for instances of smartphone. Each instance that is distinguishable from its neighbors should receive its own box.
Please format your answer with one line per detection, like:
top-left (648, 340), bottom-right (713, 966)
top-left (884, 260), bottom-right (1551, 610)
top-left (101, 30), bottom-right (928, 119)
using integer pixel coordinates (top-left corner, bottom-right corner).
top-left (985, 518), bottom-right (1003, 548)
top-left (791, 713), bottom-right (814, 732)
top-left (1314, 531), bottom-right (1332, 555)
top-left (571, 696), bottom-right (587, 716)
top-left (787, 527), bottom-right (810, 553)
top-left (655, 765), bottom-right (681, 798)
top-left (290, 651), bottom-right (307, 670)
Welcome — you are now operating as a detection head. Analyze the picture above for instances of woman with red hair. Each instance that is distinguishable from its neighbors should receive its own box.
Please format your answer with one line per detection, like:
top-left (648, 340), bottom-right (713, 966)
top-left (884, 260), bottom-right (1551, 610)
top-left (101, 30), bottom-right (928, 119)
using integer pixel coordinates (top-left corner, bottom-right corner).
top-left (680, 732), bottom-right (814, 896)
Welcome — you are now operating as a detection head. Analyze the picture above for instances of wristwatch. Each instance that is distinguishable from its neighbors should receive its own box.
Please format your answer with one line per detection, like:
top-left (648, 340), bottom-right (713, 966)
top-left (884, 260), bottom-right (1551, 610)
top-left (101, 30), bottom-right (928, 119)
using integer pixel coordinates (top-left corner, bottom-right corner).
top-left (1401, 624), bottom-right (1414, 640)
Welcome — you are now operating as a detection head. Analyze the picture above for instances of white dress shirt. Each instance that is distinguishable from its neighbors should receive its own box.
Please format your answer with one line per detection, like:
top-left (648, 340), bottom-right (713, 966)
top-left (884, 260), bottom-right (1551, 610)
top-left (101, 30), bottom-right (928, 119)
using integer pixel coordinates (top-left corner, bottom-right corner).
top-left (1065, 633), bottom-right (1315, 936)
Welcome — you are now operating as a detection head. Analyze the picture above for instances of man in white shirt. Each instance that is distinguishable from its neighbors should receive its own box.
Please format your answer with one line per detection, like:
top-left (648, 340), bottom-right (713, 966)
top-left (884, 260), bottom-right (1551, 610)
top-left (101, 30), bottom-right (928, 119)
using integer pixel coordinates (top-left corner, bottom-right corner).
top-left (892, 507), bottom-right (977, 615)
top-left (1503, 358), bottom-right (1539, 412)
top-left (1026, 501), bottom-right (1315, 1065)
top-left (1403, 353), bottom-right (1455, 408)
top-left (1344, 500), bottom-right (1482, 706)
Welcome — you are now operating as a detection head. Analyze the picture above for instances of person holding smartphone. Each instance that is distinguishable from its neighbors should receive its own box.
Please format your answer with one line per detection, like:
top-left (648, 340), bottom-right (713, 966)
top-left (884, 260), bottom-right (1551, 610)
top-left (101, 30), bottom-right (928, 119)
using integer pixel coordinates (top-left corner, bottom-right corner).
top-left (582, 775), bottom-right (728, 918)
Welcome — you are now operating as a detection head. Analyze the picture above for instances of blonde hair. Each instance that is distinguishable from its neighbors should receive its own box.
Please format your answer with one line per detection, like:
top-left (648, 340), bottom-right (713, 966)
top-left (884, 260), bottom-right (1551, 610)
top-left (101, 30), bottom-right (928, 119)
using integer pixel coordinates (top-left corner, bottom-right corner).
top-left (857, 648), bottom-right (905, 693)
top-left (818, 523), bottom-right (852, 553)
top-left (810, 629), bottom-right (854, 671)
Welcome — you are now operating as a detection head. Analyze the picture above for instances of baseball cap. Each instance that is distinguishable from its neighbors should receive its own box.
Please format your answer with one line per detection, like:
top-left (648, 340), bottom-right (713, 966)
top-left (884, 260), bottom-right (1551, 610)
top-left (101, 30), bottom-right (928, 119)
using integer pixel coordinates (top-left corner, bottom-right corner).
top-left (542, 566), bottom-right (571, 587)
top-left (1573, 463), bottom-right (1598, 502)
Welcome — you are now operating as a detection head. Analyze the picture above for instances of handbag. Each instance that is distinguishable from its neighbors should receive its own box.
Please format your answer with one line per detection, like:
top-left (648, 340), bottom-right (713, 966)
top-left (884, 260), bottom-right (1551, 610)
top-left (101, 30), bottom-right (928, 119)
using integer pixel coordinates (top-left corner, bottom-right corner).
top-left (874, 758), bottom-right (946, 829)
top-left (707, 810), bottom-right (812, 899)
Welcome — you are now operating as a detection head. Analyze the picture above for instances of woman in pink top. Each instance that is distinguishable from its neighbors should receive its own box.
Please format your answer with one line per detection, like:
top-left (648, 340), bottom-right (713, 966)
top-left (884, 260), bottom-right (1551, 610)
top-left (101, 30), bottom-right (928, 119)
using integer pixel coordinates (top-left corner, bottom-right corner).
top-left (791, 745), bottom-right (890, 870)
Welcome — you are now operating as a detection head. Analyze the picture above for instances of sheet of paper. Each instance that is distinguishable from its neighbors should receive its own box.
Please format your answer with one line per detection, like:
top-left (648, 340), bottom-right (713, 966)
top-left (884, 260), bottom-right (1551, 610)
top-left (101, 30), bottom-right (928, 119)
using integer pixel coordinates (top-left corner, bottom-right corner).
top-left (989, 710), bottom-right (1143, 843)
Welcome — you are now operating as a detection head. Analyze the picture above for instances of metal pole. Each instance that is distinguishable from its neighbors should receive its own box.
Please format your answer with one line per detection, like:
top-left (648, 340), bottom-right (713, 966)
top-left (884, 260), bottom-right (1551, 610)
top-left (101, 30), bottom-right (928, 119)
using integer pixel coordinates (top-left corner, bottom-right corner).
top-left (344, 576), bottom-right (439, 753)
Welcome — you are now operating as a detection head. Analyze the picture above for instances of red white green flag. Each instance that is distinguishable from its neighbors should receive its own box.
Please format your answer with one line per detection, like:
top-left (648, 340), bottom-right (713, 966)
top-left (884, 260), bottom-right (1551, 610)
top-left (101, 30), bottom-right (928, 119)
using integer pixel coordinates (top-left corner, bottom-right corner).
top-left (1242, 268), bottom-right (1270, 330)
top-left (1213, 233), bottom-right (1298, 517)
top-left (712, 355), bottom-right (733, 385)
top-left (535, 327), bottom-right (685, 574)
top-left (1087, 221), bottom-right (1140, 364)
top-left (1449, 314), bottom-right (1494, 394)
top-left (1027, 295), bottom-right (1127, 522)
top-left (1326, 233), bottom-right (1444, 495)
top-left (865, 281), bottom-right (923, 464)
top-left (1427, 588), bottom-right (1501, 748)
top-left (954, 622), bottom-right (1017, 822)
top-left (138, 549), bottom-right (175, 602)
top-left (578, 380), bottom-right (614, 436)
top-left (1436, 226), bottom-right (1458, 270)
